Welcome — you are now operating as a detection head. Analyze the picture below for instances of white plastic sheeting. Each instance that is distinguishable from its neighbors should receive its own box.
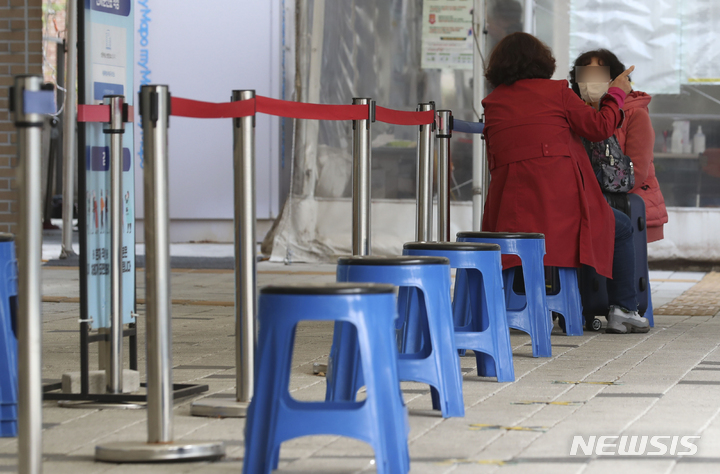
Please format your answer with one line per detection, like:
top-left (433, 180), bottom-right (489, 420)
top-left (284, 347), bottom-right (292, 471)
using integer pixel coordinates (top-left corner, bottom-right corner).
top-left (264, 0), bottom-right (477, 262)
top-left (682, 0), bottom-right (720, 84)
top-left (569, 0), bottom-right (681, 95)
top-left (264, 198), bottom-right (473, 262)
top-left (263, 0), bottom-right (720, 263)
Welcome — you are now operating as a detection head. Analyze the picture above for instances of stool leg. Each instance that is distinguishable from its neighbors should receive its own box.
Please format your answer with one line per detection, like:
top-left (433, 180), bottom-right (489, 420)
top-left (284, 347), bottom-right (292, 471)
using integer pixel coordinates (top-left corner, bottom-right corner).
top-left (645, 278), bottom-right (655, 327)
top-left (243, 322), bottom-right (295, 474)
top-left (452, 269), bottom-right (471, 357)
top-left (452, 269), bottom-right (472, 330)
top-left (504, 267), bottom-right (525, 312)
top-left (521, 258), bottom-right (553, 357)
top-left (464, 269), bottom-right (496, 378)
top-left (326, 321), bottom-right (362, 402)
top-left (476, 267), bottom-right (515, 382)
top-left (396, 287), bottom-right (411, 350)
top-left (357, 317), bottom-right (410, 474)
top-left (421, 284), bottom-right (464, 417)
top-left (556, 268), bottom-right (584, 336)
top-left (400, 287), bottom-right (429, 356)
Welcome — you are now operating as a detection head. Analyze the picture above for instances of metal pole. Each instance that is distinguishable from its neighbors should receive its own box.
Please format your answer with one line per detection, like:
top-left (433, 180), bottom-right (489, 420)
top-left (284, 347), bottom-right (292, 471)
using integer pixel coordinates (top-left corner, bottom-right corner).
top-left (13, 75), bottom-right (45, 474)
top-left (96, 85), bottom-right (223, 462)
top-left (472, 0), bottom-right (487, 230)
top-left (141, 86), bottom-right (173, 443)
top-left (104, 95), bottom-right (124, 394)
top-left (61, 0), bottom-right (77, 258)
top-left (436, 110), bottom-right (452, 242)
top-left (55, 40), bottom-right (65, 194)
top-left (416, 102), bottom-right (434, 242)
top-left (234, 90), bottom-right (256, 404)
top-left (191, 91), bottom-right (258, 418)
top-left (352, 98), bottom-right (373, 256)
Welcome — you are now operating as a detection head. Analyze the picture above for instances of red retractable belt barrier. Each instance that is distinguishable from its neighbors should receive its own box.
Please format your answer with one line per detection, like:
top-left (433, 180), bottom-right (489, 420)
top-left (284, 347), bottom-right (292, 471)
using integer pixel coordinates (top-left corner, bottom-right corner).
top-left (166, 95), bottom-right (435, 125)
top-left (376, 106), bottom-right (434, 126)
top-left (256, 96), bottom-right (367, 121)
top-left (77, 104), bottom-right (135, 123)
top-left (78, 96), bottom-right (436, 126)
top-left (171, 96), bottom-right (256, 119)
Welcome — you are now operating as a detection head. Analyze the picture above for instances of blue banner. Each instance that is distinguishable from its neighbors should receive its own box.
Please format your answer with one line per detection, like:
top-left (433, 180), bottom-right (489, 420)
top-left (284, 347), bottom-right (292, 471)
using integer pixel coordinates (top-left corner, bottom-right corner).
top-left (82, 0), bottom-right (135, 329)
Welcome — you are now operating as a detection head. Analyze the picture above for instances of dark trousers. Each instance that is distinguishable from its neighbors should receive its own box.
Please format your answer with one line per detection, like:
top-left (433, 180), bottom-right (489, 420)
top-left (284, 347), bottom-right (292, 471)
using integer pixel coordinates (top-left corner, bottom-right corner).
top-left (607, 207), bottom-right (638, 311)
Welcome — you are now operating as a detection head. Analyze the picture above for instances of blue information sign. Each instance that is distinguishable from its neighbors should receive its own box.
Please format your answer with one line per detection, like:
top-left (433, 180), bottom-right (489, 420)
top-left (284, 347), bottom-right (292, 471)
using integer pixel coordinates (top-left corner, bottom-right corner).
top-left (81, 0), bottom-right (135, 328)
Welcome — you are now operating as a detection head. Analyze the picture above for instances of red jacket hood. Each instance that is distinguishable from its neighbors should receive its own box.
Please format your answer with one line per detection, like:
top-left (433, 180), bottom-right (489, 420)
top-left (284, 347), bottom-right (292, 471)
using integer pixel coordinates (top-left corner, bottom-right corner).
top-left (624, 91), bottom-right (652, 110)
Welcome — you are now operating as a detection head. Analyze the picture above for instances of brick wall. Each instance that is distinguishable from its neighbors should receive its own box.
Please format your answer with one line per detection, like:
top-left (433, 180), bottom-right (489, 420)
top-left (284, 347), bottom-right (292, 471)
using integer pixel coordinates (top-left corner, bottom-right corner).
top-left (0, 0), bottom-right (43, 234)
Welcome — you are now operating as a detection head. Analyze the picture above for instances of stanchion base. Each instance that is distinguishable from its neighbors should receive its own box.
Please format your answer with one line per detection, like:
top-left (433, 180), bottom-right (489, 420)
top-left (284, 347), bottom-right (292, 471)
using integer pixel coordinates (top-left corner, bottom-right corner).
top-left (190, 398), bottom-right (249, 418)
top-left (58, 400), bottom-right (144, 410)
top-left (95, 440), bottom-right (225, 463)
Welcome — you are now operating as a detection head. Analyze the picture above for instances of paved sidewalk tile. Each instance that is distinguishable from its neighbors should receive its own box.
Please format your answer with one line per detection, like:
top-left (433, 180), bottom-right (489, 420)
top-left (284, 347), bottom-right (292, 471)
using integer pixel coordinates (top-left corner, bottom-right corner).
top-left (1, 264), bottom-right (718, 473)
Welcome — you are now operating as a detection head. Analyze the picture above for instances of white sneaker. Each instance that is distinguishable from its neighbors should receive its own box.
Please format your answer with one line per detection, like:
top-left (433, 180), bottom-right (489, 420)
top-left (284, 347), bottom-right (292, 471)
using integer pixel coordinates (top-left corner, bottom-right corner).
top-left (606, 306), bottom-right (650, 334)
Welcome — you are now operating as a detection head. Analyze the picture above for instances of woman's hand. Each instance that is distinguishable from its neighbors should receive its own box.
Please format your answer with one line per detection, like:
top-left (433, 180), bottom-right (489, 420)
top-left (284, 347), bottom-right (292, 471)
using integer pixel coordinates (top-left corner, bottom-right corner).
top-left (609, 66), bottom-right (635, 95)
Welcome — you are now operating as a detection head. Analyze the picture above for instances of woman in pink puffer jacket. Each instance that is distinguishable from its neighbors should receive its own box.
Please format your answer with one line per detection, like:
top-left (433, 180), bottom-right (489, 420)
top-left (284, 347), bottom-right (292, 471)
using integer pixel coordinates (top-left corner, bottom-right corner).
top-left (570, 49), bottom-right (668, 242)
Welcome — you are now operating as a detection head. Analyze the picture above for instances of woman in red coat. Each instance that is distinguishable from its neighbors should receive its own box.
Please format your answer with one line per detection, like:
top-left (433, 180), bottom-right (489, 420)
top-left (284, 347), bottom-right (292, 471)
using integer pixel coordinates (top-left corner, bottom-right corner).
top-left (481, 33), bottom-right (649, 333)
top-left (569, 49), bottom-right (668, 242)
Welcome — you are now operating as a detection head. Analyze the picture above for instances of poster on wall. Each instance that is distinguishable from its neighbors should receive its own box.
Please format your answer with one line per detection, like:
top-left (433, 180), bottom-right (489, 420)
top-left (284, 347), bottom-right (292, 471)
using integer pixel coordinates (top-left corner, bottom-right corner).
top-left (81, 0), bottom-right (135, 329)
top-left (421, 0), bottom-right (474, 70)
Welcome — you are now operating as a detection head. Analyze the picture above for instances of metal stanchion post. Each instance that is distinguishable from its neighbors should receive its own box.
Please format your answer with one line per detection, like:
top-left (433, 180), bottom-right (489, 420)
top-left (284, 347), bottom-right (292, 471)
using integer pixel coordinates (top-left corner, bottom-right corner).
top-left (95, 85), bottom-right (224, 462)
top-left (416, 102), bottom-right (435, 241)
top-left (191, 90), bottom-right (256, 418)
top-left (60, 0), bottom-right (77, 258)
top-left (12, 75), bottom-right (45, 474)
top-left (436, 110), bottom-right (452, 242)
top-left (104, 95), bottom-right (124, 394)
top-left (352, 98), bottom-right (373, 256)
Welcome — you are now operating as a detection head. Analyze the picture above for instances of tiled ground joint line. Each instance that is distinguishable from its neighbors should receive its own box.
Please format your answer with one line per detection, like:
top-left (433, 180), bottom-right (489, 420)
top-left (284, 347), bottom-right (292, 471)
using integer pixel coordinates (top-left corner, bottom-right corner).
top-left (438, 316), bottom-right (703, 472)
top-left (515, 316), bottom-right (715, 473)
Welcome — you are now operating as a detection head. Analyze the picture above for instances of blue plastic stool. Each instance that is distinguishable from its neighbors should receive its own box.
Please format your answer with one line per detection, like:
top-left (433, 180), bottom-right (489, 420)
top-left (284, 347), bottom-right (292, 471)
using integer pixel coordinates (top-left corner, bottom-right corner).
top-left (402, 243), bottom-right (515, 383)
top-left (244, 283), bottom-right (410, 474)
top-left (0, 234), bottom-right (18, 437)
top-left (327, 256), bottom-right (464, 418)
top-left (456, 232), bottom-right (557, 354)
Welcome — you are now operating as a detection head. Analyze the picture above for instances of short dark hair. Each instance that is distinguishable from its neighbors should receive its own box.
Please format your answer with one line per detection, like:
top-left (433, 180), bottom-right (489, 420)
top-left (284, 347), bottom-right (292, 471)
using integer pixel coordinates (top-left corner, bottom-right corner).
top-left (569, 49), bottom-right (627, 97)
top-left (484, 32), bottom-right (556, 88)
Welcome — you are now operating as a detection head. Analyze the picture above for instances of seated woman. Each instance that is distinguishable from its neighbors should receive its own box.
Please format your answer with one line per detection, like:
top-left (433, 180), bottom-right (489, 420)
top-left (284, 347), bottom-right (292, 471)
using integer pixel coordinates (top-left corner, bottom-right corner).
top-left (481, 32), bottom-right (649, 334)
top-left (569, 49), bottom-right (668, 242)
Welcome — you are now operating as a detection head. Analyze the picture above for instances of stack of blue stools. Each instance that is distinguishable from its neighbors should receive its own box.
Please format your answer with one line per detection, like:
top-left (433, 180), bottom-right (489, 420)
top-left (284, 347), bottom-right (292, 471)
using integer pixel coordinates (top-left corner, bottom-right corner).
top-left (244, 243), bottom-right (528, 470)
top-left (327, 256), bottom-right (464, 417)
top-left (457, 232), bottom-right (585, 339)
top-left (244, 283), bottom-right (410, 474)
top-left (0, 234), bottom-right (18, 437)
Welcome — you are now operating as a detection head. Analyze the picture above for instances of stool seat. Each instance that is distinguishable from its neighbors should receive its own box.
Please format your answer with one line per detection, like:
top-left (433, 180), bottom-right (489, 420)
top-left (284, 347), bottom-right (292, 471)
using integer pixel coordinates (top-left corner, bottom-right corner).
top-left (0, 234), bottom-right (13, 243)
top-left (261, 282), bottom-right (395, 295)
top-left (403, 242), bottom-right (501, 252)
top-left (456, 231), bottom-right (544, 240)
top-left (337, 256), bottom-right (449, 266)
